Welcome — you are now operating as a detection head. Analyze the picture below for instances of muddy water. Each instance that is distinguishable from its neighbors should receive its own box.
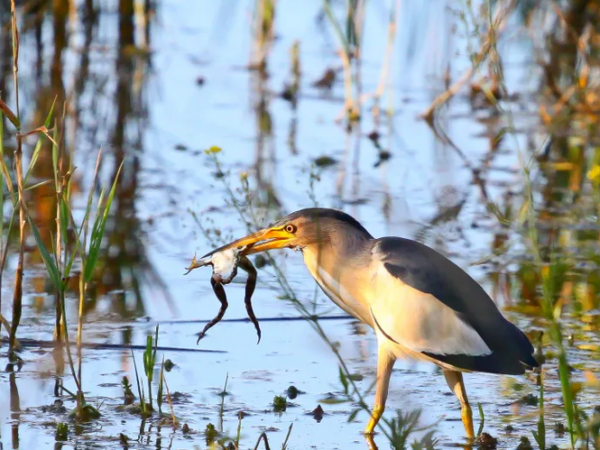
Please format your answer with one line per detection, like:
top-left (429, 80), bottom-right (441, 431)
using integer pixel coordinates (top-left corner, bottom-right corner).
top-left (1, 0), bottom-right (600, 449)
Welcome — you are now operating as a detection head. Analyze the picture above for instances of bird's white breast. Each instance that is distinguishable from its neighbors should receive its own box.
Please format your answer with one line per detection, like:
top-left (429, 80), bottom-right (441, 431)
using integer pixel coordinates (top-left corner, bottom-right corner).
top-left (301, 247), bottom-right (373, 326)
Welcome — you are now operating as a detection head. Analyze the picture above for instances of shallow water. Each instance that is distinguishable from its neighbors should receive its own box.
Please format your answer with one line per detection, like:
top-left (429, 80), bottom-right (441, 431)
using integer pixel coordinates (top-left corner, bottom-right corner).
top-left (1, 0), bottom-right (600, 448)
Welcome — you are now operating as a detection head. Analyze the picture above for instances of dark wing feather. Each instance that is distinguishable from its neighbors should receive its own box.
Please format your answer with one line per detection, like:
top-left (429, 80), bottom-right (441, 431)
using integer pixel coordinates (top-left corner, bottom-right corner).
top-left (376, 237), bottom-right (538, 374)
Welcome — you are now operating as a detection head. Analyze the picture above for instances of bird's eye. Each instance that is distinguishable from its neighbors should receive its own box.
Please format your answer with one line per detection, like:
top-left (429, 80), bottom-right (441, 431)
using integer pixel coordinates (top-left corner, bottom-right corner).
top-left (284, 224), bottom-right (296, 234)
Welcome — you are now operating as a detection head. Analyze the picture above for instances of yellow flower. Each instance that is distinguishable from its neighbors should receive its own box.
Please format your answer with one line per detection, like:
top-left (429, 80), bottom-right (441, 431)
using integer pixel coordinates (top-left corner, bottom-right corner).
top-left (205, 145), bottom-right (222, 155)
top-left (587, 164), bottom-right (600, 185)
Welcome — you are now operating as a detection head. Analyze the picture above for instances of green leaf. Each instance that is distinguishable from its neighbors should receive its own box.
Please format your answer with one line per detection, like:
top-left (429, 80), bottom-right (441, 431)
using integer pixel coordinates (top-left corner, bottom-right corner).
top-left (84, 162), bottom-right (123, 282)
top-left (347, 408), bottom-right (361, 423)
top-left (28, 215), bottom-right (62, 291)
top-left (339, 366), bottom-right (348, 395)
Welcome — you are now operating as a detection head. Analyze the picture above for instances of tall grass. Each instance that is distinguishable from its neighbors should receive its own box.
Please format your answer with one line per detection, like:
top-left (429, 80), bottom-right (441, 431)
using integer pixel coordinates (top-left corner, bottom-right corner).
top-left (0, 0), bottom-right (124, 419)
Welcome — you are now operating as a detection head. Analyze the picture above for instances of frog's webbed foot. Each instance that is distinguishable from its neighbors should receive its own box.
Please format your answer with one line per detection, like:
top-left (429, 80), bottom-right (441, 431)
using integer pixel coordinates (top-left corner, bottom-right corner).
top-left (239, 256), bottom-right (261, 344)
top-left (196, 277), bottom-right (229, 343)
top-left (184, 253), bottom-right (211, 275)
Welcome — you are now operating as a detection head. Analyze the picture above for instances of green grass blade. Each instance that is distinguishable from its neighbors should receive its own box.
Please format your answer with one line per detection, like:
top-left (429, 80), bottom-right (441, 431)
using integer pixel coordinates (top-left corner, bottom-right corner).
top-left (339, 366), bottom-right (348, 395)
top-left (558, 352), bottom-right (575, 447)
top-left (131, 348), bottom-right (146, 414)
top-left (144, 334), bottom-right (153, 379)
top-left (476, 403), bottom-right (485, 437)
top-left (157, 356), bottom-right (164, 415)
top-left (27, 215), bottom-right (62, 291)
top-left (535, 368), bottom-right (546, 450)
top-left (323, 0), bottom-right (351, 56)
top-left (24, 97), bottom-right (56, 186)
top-left (82, 149), bottom-right (103, 246)
top-left (63, 202), bottom-right (85, 280)
top-left (60, 196), bottom-right (69, 250)
top-left (144, 333), bottom-right (154, 410)
top-left (84, 162), bottom-right (123, 282)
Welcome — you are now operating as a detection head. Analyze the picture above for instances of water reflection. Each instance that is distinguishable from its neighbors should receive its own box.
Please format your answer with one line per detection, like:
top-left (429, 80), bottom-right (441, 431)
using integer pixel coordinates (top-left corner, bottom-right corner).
top-left (10, 372), bottom-right (20, 450)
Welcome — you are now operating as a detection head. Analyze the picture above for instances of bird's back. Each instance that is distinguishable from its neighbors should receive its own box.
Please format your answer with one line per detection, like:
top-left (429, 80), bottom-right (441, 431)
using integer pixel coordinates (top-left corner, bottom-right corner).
top-left (371, 237), bottom-right (538, 375)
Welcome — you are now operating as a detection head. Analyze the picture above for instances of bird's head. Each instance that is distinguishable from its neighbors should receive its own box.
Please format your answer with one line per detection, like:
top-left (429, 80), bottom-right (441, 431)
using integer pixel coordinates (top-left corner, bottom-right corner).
top-left (202, 208), bottom-right (373, 258)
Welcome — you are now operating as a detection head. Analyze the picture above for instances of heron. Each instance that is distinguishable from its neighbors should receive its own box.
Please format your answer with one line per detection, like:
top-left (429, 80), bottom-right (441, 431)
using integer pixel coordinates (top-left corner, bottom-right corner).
top-left (207, 207), bottom-right (538, 438)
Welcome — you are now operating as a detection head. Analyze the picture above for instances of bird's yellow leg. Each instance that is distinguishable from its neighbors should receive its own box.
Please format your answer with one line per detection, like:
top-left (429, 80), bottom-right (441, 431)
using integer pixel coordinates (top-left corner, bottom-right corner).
top-left (442, 369), bottom-right (474, 439)
top-left (365, 404), bottom-right (384, 434)
top-left (364, 346), bottom-right (396, 435)
top-left (461, 402), bottom-right (474, 438)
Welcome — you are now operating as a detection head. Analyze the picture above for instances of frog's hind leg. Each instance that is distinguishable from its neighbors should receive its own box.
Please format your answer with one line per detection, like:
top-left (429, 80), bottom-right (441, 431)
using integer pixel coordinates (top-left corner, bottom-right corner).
top-left (239, 256), bottom-right (261, 343)
top-left (196, 278), bottom-right (228, 343)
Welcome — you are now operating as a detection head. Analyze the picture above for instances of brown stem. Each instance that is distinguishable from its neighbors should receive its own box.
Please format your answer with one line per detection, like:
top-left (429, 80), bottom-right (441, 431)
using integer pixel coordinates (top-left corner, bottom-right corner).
top-left (9, 134), bottom-right (24, 360)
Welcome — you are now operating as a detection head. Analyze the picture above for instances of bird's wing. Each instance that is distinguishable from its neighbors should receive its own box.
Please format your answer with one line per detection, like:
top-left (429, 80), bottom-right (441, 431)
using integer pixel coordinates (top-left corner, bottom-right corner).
top-left (368, 237), bottom-right (538, 374)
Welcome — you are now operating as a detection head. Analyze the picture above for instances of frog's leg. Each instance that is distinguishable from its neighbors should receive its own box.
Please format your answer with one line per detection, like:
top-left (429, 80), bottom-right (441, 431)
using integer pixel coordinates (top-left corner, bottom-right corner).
top-left (196, 277), bottom-right (228, 343)
top-left (239, 256), bottom-right (261, 343)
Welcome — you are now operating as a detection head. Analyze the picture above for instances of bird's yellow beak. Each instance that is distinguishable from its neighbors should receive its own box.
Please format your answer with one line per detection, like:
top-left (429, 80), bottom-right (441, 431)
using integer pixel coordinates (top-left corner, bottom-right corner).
top-left (202, 226), bottom-right (294, 258)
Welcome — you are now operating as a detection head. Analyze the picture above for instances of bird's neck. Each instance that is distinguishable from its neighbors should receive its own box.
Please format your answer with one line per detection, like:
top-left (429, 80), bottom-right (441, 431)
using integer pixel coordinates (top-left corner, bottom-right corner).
top-left (301, 241), bottom-right (374, 327)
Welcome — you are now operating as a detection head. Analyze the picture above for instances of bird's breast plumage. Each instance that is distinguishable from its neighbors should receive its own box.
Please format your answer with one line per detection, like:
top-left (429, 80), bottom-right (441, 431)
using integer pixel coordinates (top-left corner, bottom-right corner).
top-left (301, 246), bottom-right (374, 326)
